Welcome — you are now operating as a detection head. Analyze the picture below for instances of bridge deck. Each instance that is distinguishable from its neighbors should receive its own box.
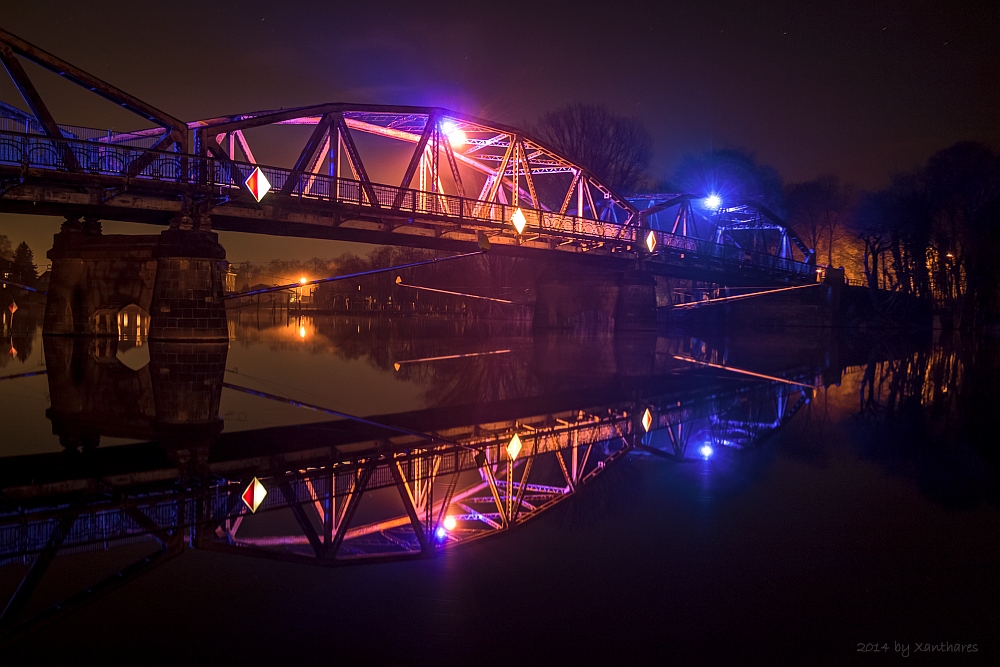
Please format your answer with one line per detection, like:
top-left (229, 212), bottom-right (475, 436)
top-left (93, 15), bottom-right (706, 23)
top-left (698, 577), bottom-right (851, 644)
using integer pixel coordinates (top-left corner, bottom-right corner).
top-left (0, 129), bottom-right (814, 284)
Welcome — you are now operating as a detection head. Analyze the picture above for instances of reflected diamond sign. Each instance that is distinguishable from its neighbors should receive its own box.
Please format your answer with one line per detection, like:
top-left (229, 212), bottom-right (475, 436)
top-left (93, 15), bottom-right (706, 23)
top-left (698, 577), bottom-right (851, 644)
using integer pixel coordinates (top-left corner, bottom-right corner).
top-left (506, 433), bottom-right (522, 460)
top-left (241, 477), bottom-right (267, 513)
top-left (642, 408), bottom-right (653, 432)
top-left (8, 301), bottom-right (17, 315)
top-left (244, 166), bottom-right (271, 202)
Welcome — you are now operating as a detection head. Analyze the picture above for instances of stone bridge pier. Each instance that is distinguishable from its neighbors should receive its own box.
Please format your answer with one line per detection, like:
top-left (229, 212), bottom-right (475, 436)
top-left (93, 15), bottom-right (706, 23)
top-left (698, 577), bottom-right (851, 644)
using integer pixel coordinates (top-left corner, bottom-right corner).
top-left (45, 335), bottom-right (227, 461)
top-left (44, 218), bottom-right (229, 342)
top-left (533, 266), bottom-right (657, 333)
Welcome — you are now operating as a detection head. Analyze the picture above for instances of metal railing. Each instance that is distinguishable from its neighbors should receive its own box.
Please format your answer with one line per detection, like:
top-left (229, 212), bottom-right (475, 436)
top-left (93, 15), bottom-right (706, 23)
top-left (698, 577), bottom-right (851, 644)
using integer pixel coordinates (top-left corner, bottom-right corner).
top-left (0, 129), bottom-right (813, 277)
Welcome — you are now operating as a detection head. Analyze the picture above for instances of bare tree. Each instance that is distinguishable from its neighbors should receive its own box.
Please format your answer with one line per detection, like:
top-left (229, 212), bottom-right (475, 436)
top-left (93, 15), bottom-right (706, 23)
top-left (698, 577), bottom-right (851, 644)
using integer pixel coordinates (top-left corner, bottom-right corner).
top-left (0, 234), bottom-right (12, 262)
top-left (786, 175), bottom-right (856, 266)
top-left (533, 103), bottom-right (653, 194)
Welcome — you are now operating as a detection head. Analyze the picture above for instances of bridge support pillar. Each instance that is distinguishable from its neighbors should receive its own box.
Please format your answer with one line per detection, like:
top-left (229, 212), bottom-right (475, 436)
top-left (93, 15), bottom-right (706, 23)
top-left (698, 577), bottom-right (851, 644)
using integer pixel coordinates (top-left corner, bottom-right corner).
top-left (43, 225), bottom-right (159, 336)
top-left (149, 230), bottom-right (229, 342)
top-left (150, 340), bottom-right (228, 475)
top-left (533, 267), bottom-right (657, 333)
top-left (43, 227), bottom-right (230, 341)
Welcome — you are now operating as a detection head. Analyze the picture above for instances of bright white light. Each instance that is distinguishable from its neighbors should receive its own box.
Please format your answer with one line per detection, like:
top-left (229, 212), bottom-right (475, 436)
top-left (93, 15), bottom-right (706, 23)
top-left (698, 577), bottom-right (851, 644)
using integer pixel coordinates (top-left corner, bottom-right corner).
top-left (441, 120), bottom-right (467, 148)
top-left (299, 277), bottom-right (308, 285)
top-left (699, 445), bottom-right (714, 459)
top-left (443, 515), bottom-right (457, 531)
top-left (704, 194), bottom-right (722, 210)
top-left (511, 208), bottom-right (527, 234)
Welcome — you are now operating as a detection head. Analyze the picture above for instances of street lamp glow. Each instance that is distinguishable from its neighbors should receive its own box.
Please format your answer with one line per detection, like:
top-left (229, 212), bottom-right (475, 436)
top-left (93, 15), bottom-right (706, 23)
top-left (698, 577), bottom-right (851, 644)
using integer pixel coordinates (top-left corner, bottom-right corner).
top-left (645, 230), bottom-right (657, 253)
top-left (699, 444), bottom-right (714, 459)
top-left (443, 515), bottom-right (457, 531)
top-left (299, 326), bottom-right (306, 338)
top-left (511, 207), bottom-right (527, 234)
top-left (506, 433), bottom-right (523, 460)
top-left (704, 194), bottom-right (722, 210)
top-left (299, 277), bottom-right (308, 285)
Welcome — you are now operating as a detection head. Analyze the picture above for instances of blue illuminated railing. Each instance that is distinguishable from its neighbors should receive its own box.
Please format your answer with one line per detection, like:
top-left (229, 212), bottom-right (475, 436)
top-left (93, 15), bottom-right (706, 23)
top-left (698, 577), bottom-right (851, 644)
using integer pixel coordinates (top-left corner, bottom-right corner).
top-left (0, 129), bottom-right (812, 277)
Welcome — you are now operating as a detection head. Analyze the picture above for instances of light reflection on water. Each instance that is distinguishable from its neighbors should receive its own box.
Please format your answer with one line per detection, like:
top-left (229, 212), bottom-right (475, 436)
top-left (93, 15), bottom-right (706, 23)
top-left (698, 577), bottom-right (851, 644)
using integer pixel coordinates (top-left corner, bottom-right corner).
top-left (0, 315), bottom-right (997, 660)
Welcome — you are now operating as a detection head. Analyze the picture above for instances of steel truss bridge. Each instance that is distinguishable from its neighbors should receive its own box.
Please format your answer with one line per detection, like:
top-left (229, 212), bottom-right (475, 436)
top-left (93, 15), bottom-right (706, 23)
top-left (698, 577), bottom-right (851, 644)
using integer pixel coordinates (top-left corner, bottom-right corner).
top-left (0, 359), bottom-right (815, 639)
top-left (0, 28), bottom-right (813, 284)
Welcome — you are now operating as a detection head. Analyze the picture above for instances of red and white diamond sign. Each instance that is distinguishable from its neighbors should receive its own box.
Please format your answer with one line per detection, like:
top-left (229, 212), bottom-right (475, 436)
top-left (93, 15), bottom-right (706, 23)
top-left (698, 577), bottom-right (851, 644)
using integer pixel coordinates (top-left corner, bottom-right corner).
top-left (241, 477), bottom-right (267, 513)
top-left (8, 301), bottom-right (17, 315)
top-left (244, 167), bottom-right (271, 202)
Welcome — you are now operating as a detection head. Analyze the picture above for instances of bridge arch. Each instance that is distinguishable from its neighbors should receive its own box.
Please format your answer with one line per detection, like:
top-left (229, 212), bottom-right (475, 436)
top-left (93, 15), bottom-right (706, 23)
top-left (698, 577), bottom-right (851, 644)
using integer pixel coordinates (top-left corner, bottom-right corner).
top-left (634, 194), bottom-right (815, 265)
top-left (191, 104), bottom-right (639, 233)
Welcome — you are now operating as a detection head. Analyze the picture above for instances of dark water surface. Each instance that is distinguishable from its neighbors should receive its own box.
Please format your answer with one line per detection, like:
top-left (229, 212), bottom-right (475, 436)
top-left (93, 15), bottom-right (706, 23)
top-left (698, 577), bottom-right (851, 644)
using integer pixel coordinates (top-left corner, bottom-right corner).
top-left (1, 315), bottom-right (997, 665)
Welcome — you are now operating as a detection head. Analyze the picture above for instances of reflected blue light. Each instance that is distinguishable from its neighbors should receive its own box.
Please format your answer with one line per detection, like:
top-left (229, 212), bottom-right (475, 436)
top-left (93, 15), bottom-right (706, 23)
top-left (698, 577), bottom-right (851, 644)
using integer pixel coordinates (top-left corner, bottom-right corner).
top-left (435, 526), bottom-right (448, 541)
top-left (699, 444), bottom-right (714, 459)
top-left (704, 194), bottom-right (722, 210)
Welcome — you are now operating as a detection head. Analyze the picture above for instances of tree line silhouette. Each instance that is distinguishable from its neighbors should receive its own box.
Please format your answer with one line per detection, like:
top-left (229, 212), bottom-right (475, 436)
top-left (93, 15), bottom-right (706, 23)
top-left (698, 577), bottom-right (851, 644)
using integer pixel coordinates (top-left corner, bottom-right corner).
top-left (535, 104), bottom-right (999, 328)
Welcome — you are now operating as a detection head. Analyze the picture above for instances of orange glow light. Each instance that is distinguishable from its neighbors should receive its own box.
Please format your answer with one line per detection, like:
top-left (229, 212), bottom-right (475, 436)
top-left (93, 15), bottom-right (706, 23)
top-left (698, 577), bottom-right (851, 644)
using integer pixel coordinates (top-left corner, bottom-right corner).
top-left (447, 128), bottom-right (467, 148)
top-left (506, 433), bottom-right (523, 460)
top-left (511, 208), bottom-right (527, 234)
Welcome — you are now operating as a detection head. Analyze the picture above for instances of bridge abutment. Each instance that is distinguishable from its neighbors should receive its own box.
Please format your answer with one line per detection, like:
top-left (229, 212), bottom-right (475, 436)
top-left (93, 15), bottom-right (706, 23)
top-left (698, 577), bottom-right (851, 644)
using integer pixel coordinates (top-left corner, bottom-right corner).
top-left (44, 227), bottom-right (160, 336)
top-left (533, 267), bottom-right (657, 333)
top-left (149, 229), bottom-right (229, 342)
top-left (43, 226), bottom-right (230, 341)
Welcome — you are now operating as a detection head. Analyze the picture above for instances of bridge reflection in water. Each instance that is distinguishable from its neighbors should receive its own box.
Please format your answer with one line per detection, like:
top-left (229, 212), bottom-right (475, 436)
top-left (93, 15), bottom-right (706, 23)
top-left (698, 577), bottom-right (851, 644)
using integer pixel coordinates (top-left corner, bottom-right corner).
top-left (0, 325), bottom-right (857, 638)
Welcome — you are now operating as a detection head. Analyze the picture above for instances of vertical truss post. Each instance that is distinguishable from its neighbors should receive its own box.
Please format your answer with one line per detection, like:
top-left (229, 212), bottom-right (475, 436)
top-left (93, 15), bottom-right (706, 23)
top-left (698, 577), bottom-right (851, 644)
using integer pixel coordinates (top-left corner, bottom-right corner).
top-left (481, 449), bottom-right (508, 528)
top-left (512, 449), bottom-right (535, 523)
top-left (559, 170), bottom-right (582, 215)
top-left (394, 113), bottom-right (438, 208)
top-left (280, 481), bottom-right (325, 557)
top-left (328, 463), bottom-right (375, 558)
top-left (442, 136), bottom-right (465, 198)
top-left (280, 113), bottom-right (334, 196)
top-left (390, 461), bottom-right (429, 552)
top-left (334, 114), bottom-right (379, 207)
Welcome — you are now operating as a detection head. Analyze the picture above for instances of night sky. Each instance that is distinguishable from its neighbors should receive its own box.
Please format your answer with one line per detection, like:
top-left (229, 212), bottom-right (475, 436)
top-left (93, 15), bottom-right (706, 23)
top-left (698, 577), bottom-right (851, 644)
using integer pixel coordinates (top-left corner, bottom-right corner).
top-left (2, 0), bottom-right (998, 261)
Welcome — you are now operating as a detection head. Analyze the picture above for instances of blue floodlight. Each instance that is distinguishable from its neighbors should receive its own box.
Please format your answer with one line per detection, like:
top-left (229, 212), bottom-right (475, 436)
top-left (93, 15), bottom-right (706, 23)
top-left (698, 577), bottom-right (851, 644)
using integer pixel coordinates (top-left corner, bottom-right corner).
top-left (703, 194), bottom-right (722, 210)
top-left (699, 444), bottom-right (714, 459)
top-left (435, 526), bottom-right (448, 541)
